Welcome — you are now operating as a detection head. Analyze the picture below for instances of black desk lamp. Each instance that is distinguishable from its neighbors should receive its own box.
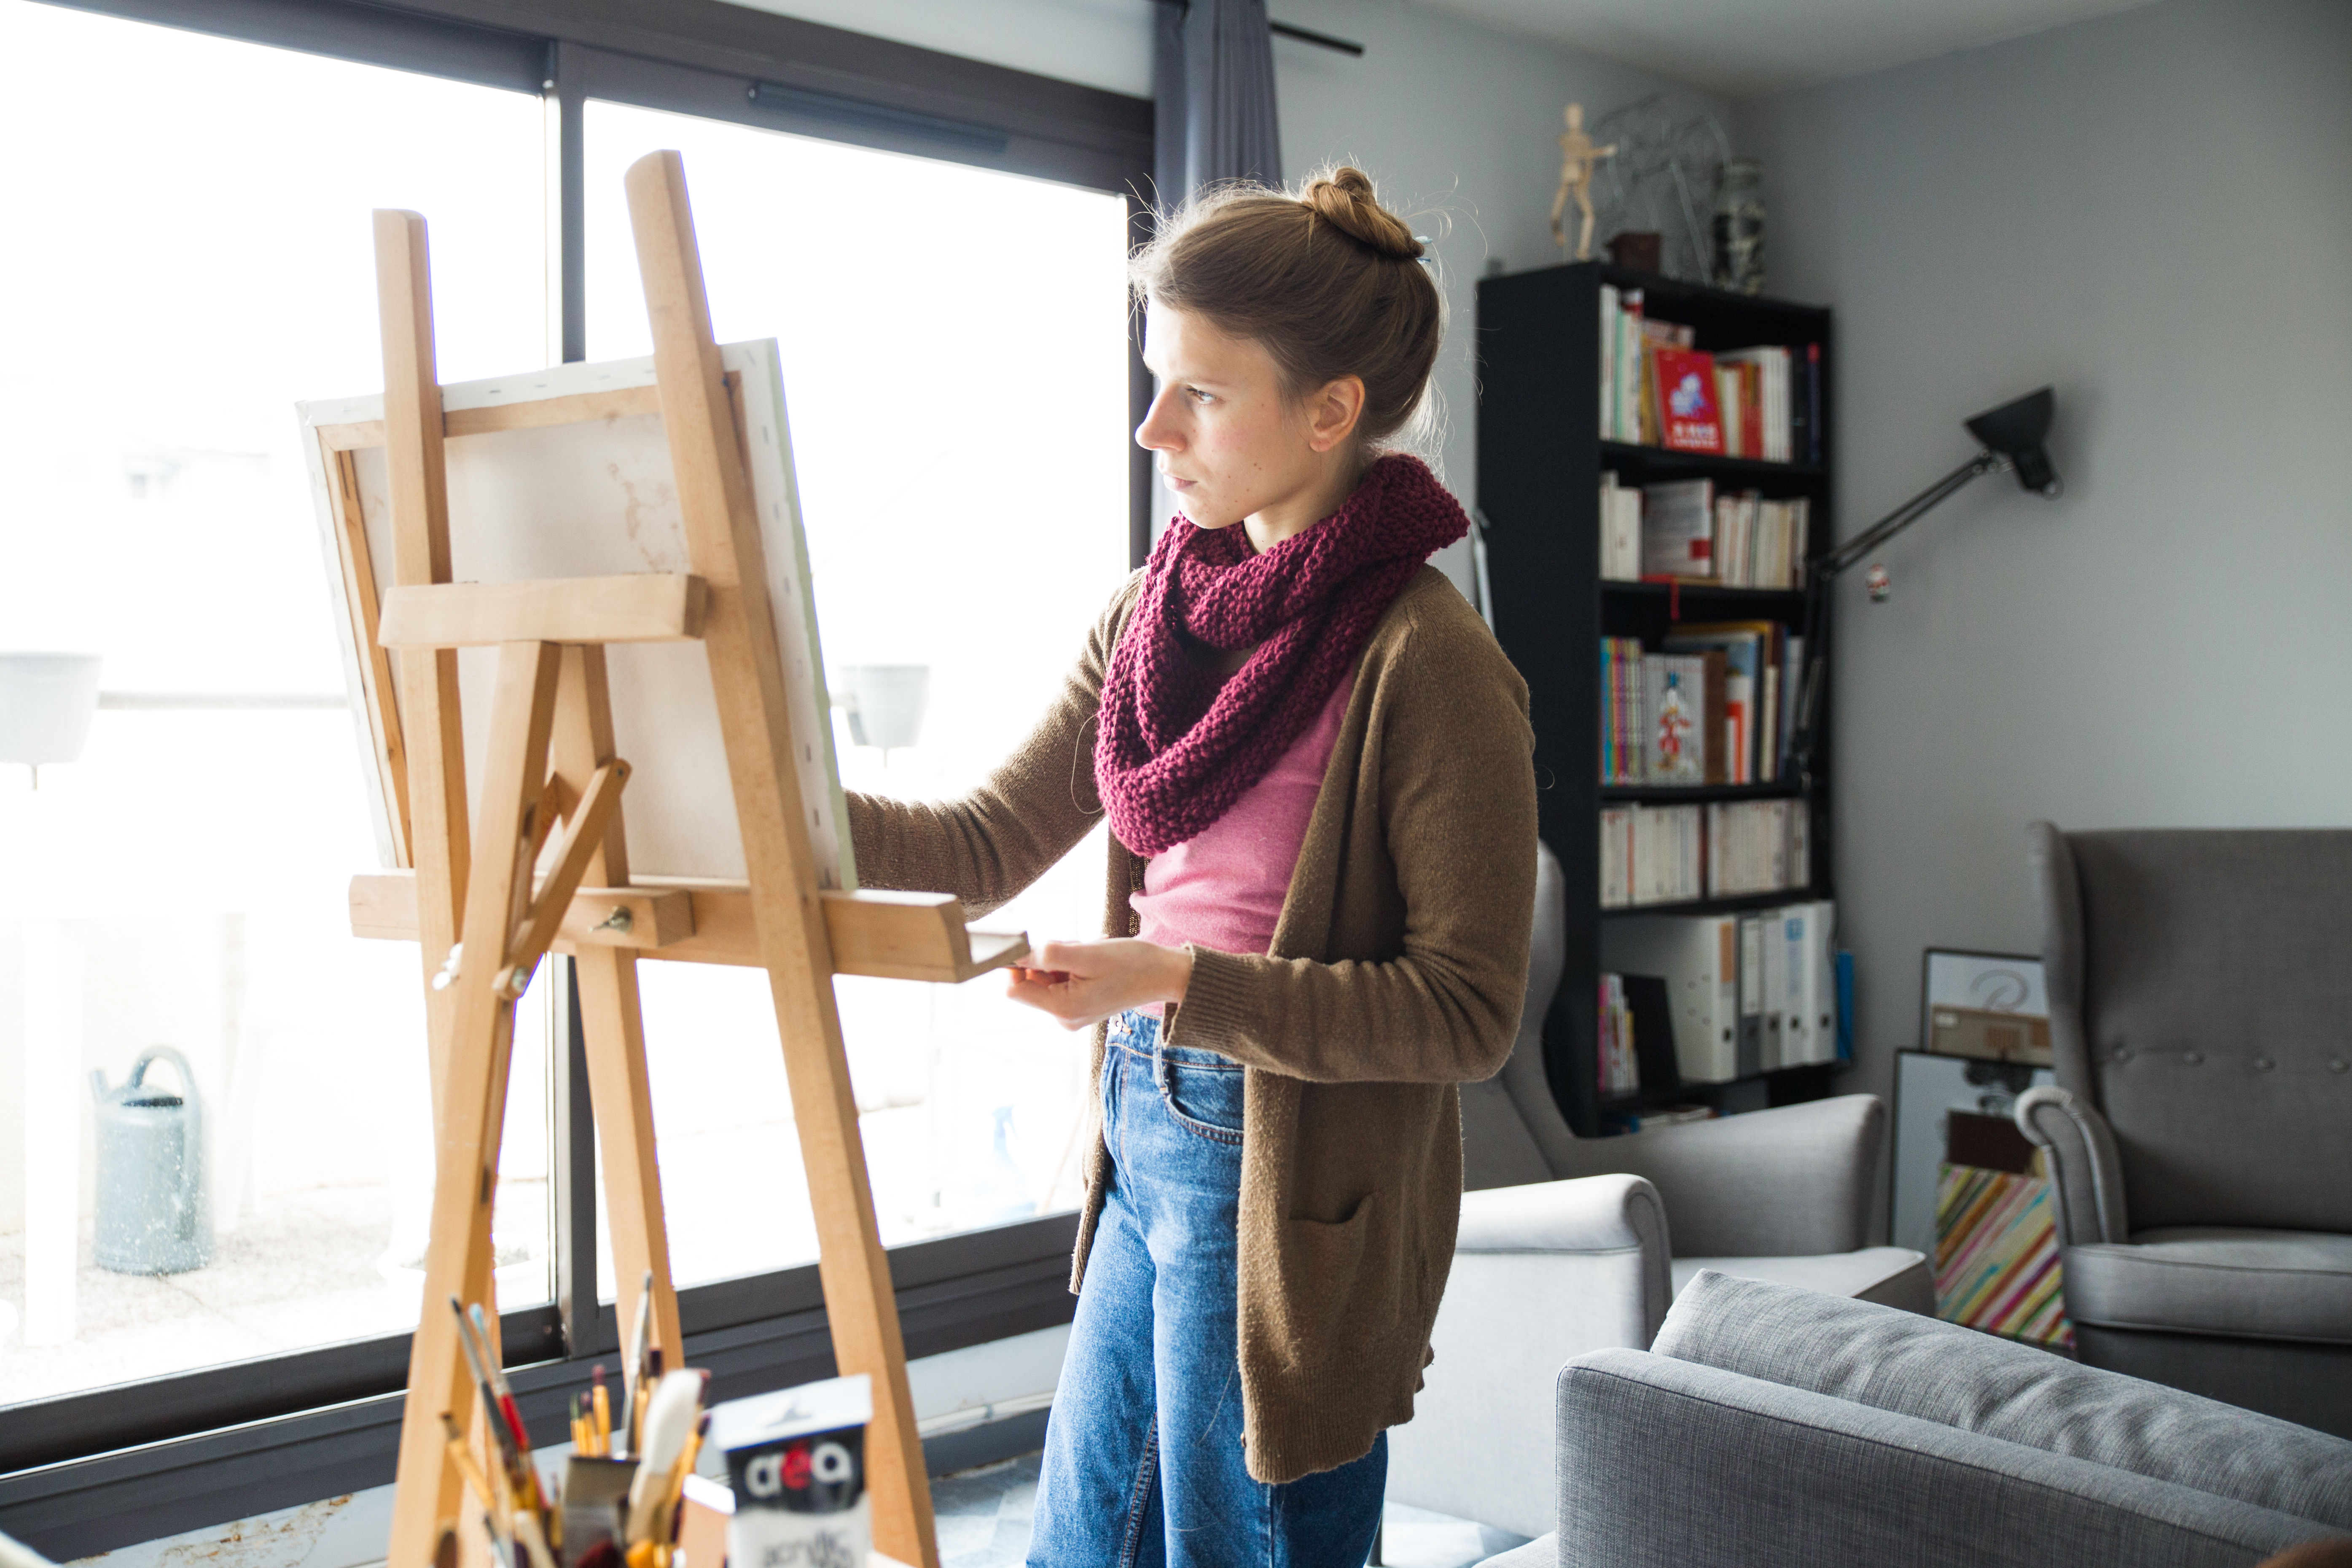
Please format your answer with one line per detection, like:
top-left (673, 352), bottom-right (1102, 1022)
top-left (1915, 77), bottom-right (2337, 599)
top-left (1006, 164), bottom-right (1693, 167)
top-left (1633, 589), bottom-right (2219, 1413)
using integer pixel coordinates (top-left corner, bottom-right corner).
top-left (1790, 386), bottom-right (2061, 788)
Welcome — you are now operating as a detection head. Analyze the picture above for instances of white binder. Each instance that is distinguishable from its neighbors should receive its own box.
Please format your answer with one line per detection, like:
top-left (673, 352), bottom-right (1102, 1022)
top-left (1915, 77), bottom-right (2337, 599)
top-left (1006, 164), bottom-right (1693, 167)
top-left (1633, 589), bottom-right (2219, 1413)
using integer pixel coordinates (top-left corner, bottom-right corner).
top-left (1602, 914), bottom-right (1741, 1083)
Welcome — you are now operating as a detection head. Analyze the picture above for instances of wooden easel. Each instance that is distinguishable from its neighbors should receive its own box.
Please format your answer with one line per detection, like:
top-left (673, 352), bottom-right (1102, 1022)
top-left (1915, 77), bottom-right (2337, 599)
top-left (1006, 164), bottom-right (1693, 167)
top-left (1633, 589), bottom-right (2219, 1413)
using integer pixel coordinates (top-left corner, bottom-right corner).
top-left (352, 151), bottom-right (1026, 1568)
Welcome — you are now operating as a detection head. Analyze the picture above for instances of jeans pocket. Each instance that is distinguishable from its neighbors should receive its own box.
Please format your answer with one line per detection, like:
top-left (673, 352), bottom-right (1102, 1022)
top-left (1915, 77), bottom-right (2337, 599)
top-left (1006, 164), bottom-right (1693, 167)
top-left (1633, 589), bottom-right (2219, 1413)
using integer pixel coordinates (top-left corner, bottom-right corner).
top-left (1160, 1062), bottom-right (1245, 1144)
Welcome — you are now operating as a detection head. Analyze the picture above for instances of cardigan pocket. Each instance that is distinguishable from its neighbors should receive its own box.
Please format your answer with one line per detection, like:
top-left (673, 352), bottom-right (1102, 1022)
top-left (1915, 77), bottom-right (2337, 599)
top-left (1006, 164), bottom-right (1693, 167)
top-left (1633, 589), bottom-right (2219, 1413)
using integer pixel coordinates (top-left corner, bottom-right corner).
top-left (1277, 1195), bottom-right (1400, 1347)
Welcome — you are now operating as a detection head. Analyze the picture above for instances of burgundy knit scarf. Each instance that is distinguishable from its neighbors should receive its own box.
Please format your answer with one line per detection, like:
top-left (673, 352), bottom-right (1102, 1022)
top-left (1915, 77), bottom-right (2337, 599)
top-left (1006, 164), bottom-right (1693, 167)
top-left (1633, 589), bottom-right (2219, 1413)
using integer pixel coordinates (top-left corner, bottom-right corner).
top-left (1094, 453), bottom-right (1470, 856)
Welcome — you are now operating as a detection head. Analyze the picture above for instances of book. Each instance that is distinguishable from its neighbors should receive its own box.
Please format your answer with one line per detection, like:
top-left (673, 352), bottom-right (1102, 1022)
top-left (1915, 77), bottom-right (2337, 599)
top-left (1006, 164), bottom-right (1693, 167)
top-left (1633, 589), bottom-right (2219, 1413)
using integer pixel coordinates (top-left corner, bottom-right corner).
top-left (1615, 290), bottom-right (1646, 444)
top-left (1779, 900), bottom-right (1837, 1065)
top-left (1808, 343), bottom-right (1822, 465)
top-left (1599, 802), bottom-right (1704, 906)
top-left (1597, 973), bottom-right (1639, 1095)
top-left (1664, 621), bottom-right (1780, 784)
top-left (1598, 294), bottom-right (1816, 465)
top-left (1602, 626), bottom-right (1800, 791)
top-left (1643, 651), bottom-right (1725, 785)
top-left (1702, 799), bottom-right (1811, 898)
top-left (1716, 345), bottom-right (1793, 463)
top-left (1737, 914), bottom-right (1765, 1076)
top-left (1777, 634), bottom-right (1807, 777)
top-left (1604, 903), bottom-right (1837, 1090)
top-left (1600, 915), bottom-right (1741, 1084)
top-left (1597, 283), bottom-right (1620, 443)
top-left (1598, 471), bottom-right (1642, 581)
top-left (1640, 479), bottom-right (1714, 578)
top-left (1601, 636), bottom-right (1651, 785)
top-left (1649, 346), bottom-right (1724, 454)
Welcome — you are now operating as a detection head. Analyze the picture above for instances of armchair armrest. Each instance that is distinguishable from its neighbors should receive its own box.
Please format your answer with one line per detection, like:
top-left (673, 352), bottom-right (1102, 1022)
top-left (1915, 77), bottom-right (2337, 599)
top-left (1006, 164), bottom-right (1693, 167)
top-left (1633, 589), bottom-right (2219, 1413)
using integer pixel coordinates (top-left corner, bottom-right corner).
top-left (2014, 1085), bottom-right (2129, 1245)
top-left (1554, 1094), bottom-right (1882, 1257)
top-left (1390, 1175), bottom-right (1670, 1537)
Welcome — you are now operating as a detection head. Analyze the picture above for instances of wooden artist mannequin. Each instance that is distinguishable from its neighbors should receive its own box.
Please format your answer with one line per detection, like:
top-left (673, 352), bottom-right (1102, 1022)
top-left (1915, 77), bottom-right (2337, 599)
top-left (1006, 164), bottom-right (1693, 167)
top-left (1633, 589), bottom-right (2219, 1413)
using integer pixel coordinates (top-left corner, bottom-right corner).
top-left (1549, 103), bottom-right (1617, 260)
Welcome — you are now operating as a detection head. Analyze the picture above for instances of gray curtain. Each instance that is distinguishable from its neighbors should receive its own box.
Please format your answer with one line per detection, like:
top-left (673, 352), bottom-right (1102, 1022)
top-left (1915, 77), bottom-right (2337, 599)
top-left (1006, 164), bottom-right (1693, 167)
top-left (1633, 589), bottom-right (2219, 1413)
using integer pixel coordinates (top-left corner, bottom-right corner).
top-left (1153, 0), bottom-right (1282, 209)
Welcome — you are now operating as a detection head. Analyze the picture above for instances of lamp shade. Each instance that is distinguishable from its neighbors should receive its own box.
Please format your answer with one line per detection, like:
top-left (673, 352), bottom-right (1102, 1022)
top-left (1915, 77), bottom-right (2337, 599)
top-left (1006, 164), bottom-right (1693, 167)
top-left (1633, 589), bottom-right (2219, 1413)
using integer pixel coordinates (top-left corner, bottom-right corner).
top-left (0, 653), bottom-right (103, 767)
top-left (1964, 387), bottom-right (2061, 497)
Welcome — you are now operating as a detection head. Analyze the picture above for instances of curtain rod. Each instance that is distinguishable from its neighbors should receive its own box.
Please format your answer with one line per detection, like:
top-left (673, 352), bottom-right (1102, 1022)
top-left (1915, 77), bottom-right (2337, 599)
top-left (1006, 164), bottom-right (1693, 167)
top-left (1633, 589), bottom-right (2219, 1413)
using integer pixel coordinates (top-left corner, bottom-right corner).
top-left (1270, 19), bottom-right (1366, 56)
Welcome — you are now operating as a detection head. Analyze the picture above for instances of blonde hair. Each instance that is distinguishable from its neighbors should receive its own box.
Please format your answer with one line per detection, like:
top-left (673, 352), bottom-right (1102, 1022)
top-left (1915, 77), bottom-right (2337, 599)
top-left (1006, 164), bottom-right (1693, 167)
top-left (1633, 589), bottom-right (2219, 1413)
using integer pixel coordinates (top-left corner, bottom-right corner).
top-left (1131, 165), bottom-right (1443, 454)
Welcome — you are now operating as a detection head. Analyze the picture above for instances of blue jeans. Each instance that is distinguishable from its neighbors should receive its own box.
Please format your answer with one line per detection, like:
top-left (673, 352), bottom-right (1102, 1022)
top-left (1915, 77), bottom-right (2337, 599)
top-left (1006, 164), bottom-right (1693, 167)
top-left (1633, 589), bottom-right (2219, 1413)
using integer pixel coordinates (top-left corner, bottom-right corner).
top-left (1028, 1011), bottom-right (1387, 1568)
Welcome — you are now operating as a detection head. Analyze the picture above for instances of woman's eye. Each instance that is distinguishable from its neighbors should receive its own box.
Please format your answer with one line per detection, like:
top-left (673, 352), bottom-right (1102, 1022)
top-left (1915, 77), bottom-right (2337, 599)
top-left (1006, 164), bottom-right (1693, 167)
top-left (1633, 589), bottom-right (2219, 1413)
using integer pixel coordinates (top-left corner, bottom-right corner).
top-left (1185, 385), bottom-right (1212, 404)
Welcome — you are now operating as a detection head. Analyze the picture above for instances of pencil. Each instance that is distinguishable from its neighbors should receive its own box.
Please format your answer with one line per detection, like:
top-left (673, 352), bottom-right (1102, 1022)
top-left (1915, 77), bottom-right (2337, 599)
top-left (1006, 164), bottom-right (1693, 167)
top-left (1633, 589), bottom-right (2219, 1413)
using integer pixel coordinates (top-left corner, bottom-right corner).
top-left (591, 1371), bottom-right (612, 1458)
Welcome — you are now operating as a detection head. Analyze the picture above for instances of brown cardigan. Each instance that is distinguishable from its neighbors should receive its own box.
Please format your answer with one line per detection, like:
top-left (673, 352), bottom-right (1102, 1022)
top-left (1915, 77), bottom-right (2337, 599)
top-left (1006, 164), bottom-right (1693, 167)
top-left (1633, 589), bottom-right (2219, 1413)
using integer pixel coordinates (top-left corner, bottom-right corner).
top-left (847, 564), bottom-right (1537, 1482)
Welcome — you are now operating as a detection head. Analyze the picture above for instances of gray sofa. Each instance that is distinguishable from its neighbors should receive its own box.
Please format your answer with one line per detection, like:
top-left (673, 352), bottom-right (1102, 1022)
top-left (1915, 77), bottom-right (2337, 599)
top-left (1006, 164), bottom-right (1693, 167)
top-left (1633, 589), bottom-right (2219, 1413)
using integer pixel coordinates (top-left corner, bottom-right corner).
top-left (1480, 1270), bottom-right (2352, 1568)
top-left (2016, 823), bottom-right (2352, 1437)
top-left (1386, 845), bottom-right (1927, 1540)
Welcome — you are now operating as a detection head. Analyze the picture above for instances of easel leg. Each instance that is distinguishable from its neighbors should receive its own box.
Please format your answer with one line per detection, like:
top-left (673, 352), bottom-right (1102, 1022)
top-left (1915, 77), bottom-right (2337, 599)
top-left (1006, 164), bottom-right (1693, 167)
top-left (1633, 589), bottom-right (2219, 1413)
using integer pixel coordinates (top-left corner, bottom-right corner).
top-left (624, 149), bottom-right (937, 1568)
top-left (388, 641), bottom-right (565, 1568)
top-left (374, 205), bottom-right (476, 1568)
top-left (551, 645), bottom-right (685, 1365)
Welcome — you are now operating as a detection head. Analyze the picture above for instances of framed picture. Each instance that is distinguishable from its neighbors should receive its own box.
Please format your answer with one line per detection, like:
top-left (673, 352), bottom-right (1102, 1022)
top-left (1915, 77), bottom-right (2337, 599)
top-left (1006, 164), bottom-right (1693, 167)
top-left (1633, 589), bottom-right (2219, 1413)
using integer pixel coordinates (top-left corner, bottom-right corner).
top-left (1920, 947), bottom-right (2051, 1065)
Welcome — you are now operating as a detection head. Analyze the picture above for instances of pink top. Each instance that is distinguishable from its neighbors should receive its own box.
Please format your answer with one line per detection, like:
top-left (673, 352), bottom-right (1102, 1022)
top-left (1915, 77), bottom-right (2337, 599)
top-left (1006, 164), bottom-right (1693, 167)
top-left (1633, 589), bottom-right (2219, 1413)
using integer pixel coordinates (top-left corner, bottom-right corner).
top-left (1131, 671), bottom-right (1355, 984)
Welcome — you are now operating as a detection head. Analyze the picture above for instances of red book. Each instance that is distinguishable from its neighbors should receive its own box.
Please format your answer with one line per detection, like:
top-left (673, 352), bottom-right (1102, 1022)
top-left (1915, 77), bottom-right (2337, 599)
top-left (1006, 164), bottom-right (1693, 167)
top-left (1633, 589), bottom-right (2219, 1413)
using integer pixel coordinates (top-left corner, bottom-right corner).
top-left (1650, 347), bottom-right (1725, 454)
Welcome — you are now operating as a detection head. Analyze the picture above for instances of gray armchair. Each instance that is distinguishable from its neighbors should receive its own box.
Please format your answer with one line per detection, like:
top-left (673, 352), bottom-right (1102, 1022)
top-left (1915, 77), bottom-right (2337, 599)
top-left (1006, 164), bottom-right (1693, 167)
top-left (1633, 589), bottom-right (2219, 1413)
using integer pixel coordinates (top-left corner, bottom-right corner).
top-left (1386, 844), bottom-right (1927, 1540)
top-left (2016, 823), bottom-right (2352, 1438)
top-left (1478, 1271), bottom-right (2352, 1568)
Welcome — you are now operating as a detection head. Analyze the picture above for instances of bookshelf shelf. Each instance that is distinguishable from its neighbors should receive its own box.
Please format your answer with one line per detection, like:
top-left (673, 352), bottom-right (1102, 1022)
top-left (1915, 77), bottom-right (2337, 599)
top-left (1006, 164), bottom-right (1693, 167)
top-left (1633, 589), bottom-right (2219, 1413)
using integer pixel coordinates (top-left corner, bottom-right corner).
top-left (1600, 579), bottom-right (1806, 602)
top-left (1599, 1060), bottom-right (1839, 1120)
top-left (1477, 260), bottom-right (1838, 1138)
top-left (1601, 887), bottom-right (1819, 919)
top-left (1600, 783), bottom-right (1806, 804)
top-left (1599, 440), bottom-right (1823, 481)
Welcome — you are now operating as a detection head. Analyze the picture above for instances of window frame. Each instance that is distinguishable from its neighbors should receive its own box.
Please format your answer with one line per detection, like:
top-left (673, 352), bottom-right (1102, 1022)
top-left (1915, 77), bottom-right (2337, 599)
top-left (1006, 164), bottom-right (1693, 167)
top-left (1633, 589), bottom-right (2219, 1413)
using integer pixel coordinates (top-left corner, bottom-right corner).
top-left (2, 1), bottom-right (1150, 1555)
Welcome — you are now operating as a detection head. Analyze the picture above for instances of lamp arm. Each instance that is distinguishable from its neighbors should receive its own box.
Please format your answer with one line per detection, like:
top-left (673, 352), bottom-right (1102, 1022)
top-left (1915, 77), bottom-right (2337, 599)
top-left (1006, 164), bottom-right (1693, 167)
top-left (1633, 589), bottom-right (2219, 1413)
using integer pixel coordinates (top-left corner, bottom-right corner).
top-left (1814, 451), bottom-right (2000, 579)
top-left (1787, 449), bottom-right (2002, 793)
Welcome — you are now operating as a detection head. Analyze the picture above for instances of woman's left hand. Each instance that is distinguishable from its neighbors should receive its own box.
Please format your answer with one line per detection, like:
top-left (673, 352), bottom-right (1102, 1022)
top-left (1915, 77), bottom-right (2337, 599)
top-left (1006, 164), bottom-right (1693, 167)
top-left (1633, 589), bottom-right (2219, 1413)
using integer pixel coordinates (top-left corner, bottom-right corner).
top-left (1006, 939), bottom-right (1192, 1031)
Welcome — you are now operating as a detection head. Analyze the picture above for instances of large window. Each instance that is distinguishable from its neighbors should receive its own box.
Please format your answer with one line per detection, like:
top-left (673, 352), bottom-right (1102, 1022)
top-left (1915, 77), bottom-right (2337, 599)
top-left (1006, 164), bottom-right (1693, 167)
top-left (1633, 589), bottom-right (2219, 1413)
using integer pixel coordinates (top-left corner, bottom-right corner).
top-left (0, 0), bottom-right (1146, 1553)
top-left (0, 0), bottom-right (555, 1408)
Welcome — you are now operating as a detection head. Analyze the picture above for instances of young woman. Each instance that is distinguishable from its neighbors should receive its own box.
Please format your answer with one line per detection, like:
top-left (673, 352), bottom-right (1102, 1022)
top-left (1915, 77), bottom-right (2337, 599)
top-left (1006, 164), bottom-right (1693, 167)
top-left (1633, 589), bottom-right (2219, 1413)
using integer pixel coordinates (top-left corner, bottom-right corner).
top-left (848, 166), bottom-right (1537, 1567)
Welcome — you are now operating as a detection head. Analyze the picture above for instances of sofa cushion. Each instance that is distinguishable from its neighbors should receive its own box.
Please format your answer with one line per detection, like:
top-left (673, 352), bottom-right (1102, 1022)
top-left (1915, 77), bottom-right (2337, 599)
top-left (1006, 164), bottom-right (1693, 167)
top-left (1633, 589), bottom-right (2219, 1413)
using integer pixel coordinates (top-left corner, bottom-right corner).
top-left (2065, 1228), bottom-right (2352, 1344)
top-left (1652, 1269), bottom-right (2352, 1528)
top-left (1671, 1246), bottom-right (1932, 1314)
top-left (1473, 1535), bottom-right (1554, 1568)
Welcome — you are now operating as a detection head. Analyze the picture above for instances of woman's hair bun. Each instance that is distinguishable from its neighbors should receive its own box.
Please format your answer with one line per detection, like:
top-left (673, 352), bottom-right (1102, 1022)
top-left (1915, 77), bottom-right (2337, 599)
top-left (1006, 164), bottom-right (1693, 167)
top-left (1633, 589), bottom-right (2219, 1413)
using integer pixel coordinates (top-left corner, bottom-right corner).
top-left (1302, 166), bottom-right (1422, 261)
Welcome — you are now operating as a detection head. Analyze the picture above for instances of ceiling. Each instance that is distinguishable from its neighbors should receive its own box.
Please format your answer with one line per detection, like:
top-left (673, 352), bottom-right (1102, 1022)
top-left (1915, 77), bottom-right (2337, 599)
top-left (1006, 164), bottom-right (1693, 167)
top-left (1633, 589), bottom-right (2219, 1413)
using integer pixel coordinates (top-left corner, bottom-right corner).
top-left (1411, 0), bottom-right (2159, 96)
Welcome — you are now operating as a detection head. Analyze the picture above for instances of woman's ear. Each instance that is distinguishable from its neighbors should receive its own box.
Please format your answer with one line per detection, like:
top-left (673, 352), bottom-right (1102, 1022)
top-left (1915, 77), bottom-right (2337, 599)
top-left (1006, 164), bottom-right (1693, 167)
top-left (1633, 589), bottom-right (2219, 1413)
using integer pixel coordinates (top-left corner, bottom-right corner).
top-left (1304, 374), bottom-right (1367, 454)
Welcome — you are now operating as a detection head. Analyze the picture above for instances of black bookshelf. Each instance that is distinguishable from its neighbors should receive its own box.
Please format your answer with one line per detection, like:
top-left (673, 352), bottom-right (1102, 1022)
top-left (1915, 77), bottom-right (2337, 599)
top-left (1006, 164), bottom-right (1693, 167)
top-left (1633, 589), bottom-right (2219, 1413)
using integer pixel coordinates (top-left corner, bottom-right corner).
top-left (1477, 261), bottom-right (1837, 1137)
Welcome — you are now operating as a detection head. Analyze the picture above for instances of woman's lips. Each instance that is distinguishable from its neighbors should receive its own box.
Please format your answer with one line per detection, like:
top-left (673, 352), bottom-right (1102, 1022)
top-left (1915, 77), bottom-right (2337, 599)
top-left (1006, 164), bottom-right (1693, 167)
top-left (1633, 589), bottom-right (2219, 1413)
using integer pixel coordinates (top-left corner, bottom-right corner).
top-left (1164, 475), bottom-right (1196, 491)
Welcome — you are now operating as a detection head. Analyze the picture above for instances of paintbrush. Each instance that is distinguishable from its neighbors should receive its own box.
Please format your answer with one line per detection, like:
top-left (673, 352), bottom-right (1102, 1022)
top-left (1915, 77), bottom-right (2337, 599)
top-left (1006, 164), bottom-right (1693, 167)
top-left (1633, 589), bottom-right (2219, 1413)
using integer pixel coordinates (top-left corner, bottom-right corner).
top-left (623, 1371), bottom-right (703, 1543)
top-left (622, 1272), bottom-right (654, 1450)
top-left (449, 1299), bottom-right (525, 1482)
top-left (468, 1302), bottom-right (546, 1510)
top-left (453, 1298), bottom-right (545, 1515)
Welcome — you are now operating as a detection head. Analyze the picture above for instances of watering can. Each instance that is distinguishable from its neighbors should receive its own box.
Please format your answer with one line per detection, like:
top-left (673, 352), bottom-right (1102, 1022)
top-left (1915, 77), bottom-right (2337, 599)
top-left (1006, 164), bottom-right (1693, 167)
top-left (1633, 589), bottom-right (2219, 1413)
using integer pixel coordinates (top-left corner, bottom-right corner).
top-left (90, 1046), bottom-right (213, 1274)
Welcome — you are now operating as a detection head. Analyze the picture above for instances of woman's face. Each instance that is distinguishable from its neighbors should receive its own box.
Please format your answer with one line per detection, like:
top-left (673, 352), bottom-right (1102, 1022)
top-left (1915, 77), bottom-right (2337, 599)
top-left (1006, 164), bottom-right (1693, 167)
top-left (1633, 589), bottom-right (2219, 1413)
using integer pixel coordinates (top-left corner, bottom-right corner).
top-left (1134, 300), bottom-right (1357, 536)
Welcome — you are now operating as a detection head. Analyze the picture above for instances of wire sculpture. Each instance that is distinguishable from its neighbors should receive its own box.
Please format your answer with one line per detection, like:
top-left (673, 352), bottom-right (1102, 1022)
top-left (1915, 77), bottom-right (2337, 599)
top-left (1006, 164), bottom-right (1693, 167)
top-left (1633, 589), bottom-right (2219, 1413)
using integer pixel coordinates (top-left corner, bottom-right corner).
top-left (1590, 96), bottom-right (1731, 282)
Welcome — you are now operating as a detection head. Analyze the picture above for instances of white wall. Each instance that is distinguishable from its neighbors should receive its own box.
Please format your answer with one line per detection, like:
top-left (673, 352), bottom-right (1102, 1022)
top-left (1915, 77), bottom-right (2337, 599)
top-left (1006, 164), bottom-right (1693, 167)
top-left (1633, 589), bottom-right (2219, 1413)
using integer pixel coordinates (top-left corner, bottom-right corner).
top-left (1737, 0), bottom-right (2352, 1229)
top-left (723, 0), bottom-right (1730, 590)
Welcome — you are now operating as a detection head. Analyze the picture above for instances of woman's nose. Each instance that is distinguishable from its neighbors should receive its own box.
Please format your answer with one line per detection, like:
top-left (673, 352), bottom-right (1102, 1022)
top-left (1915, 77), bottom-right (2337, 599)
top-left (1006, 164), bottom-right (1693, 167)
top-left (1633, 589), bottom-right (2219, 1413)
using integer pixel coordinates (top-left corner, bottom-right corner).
top-left (1134, 388), bottom-right (1182, 452)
